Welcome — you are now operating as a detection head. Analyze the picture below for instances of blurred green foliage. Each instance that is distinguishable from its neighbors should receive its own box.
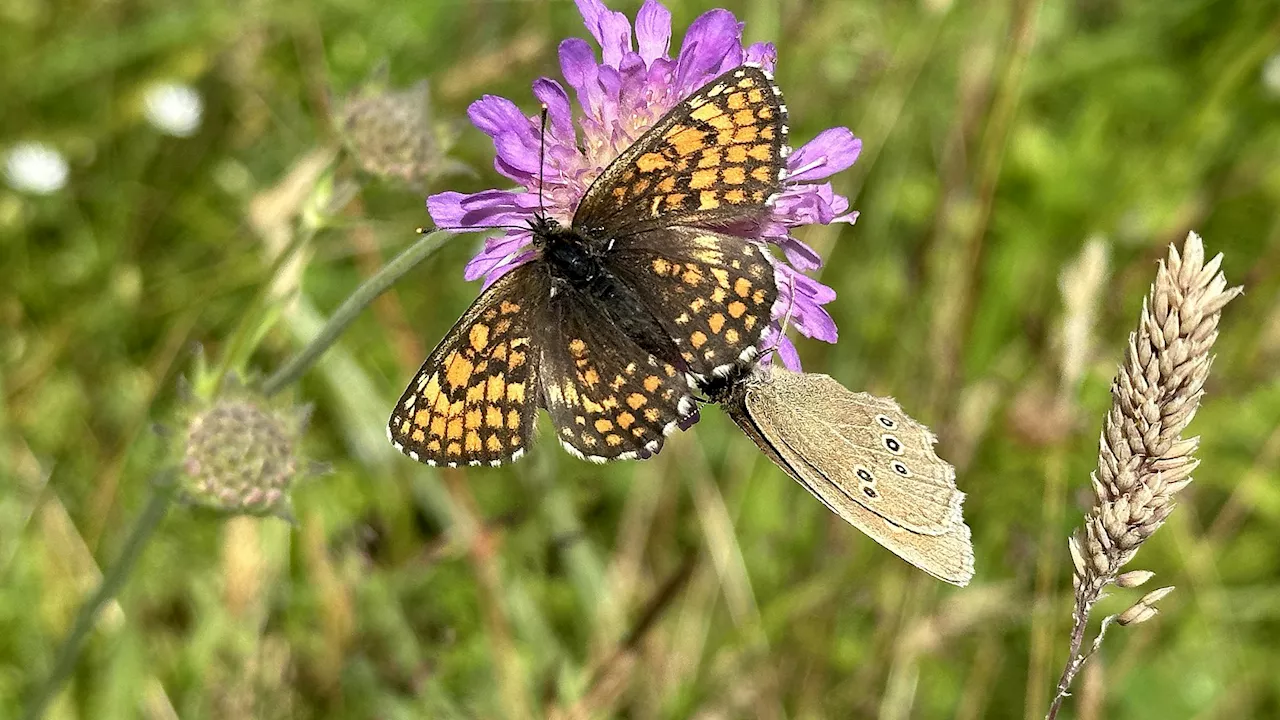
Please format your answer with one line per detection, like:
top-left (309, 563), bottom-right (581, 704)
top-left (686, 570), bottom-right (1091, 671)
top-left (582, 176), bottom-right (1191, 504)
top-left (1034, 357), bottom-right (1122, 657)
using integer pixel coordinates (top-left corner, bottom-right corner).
top-left (3, 0), bottom-right (1279, 717)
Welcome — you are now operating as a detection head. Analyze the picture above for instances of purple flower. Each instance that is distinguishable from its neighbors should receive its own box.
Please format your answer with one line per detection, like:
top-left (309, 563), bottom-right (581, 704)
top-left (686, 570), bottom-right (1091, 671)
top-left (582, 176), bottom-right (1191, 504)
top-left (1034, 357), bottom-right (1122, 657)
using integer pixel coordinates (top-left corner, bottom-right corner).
top-left (427, 0), bottom-right (861, 369)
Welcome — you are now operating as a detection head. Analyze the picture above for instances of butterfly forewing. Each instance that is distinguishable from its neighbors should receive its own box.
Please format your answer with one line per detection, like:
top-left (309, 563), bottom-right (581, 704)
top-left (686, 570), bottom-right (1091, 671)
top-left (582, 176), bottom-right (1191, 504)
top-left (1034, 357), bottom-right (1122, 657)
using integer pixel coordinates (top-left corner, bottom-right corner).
top-left (388, 267), bottom-right (546, 467)
top-left (540, 293), bottom-right (699, 463)
top-left (608, 226), bottom-right (778, 379)
top-left (573, 65), bottom-right (789, 237)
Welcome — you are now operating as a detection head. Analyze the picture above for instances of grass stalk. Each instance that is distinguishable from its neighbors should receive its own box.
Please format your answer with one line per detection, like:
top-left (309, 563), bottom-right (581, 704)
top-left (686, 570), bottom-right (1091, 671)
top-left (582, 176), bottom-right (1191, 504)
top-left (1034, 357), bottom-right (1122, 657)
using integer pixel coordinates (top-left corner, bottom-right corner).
top-left (24, 477), bottom-right (175, 720)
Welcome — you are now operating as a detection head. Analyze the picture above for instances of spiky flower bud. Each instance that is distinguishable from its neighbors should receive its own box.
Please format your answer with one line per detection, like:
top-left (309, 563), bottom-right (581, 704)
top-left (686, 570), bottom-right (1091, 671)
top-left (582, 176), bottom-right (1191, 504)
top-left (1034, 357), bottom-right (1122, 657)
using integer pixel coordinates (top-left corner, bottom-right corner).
top-left (177, 390), bottom-right (308, 518)
top-left (336, 75), bottom-right (467, 188)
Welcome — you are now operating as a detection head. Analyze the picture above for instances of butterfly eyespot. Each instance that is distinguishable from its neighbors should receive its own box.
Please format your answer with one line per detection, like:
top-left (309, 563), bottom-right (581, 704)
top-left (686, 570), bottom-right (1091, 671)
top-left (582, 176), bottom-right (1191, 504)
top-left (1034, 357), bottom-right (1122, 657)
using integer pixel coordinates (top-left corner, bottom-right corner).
top-left (862, 486), bottom-right (879, 499)
top-left (891, 461), bottom-right (911, 477)
top-left (855, 467), bottom-right (874, 483)
top-left (882, 434), bottom-right (904, 455)
top-left (876, 414), bottom-right (896, 429)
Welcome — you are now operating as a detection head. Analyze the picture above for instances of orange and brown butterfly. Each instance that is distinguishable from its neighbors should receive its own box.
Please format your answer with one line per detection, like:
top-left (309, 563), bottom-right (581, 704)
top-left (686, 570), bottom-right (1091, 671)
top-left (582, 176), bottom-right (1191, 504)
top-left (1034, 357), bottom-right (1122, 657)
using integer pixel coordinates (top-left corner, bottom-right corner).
top-left (389, 64), bottom-right (788, 467)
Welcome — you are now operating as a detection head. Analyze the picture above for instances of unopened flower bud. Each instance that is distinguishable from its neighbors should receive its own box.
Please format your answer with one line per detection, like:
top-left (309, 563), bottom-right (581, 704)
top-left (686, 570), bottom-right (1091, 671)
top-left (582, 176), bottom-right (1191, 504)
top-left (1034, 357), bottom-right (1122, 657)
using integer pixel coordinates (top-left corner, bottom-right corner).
top-left (178, 391), bottom-right (307, 518)
top-left (337, 78), bottom-right (465, 188)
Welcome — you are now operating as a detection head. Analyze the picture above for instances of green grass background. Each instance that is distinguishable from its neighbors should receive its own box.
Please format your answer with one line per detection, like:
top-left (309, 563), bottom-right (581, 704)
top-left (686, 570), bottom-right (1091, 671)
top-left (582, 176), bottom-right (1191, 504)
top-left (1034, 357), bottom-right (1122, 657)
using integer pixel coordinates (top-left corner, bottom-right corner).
top-left (4, 0), bottom-right (1280, 717)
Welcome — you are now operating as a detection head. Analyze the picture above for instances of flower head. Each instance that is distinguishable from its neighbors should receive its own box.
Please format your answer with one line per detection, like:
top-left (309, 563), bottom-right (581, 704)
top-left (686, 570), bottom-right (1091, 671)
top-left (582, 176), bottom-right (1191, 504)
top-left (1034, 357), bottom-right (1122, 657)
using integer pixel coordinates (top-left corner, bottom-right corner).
top-left (4, 141), bottom-right (69, 196)
top-left (338, 74), bottom-right (469, 188)
top-left (143, 81), bottom-right (204, 138)
top-left (428, 0), bottom-right (860, 368)
top-left (174, 382), bottom-right (312, 519)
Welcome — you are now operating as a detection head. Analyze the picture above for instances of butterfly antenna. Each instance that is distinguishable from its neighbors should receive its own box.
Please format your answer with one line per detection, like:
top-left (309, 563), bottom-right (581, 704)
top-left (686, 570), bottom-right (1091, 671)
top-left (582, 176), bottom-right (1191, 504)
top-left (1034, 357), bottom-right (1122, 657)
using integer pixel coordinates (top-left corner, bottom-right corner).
top-left (416, 223), bottom-right (527, 234)
top-left (537, 103), bottom-right (549, 216)
top-left (414, 106), bottom-right (550, 237)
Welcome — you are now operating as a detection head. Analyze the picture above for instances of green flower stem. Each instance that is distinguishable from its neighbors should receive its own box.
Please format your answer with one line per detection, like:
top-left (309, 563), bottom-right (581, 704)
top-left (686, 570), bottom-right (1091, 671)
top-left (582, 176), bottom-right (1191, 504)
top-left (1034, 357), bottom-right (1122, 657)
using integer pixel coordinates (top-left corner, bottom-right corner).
top-left (211, 224), bottom-right (318, 396)
top-left (24, 478), bottom-right (175, 720)
top-left (261, 229), bottom-right (450, 397)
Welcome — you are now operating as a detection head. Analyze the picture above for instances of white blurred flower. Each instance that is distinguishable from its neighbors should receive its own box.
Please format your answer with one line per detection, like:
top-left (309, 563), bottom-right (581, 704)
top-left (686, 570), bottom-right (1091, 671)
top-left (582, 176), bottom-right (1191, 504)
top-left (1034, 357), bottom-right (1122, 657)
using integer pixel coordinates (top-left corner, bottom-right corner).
top-left (3, 142), bottom-right (69, 195)
top-left (144, 81), bottom-right (203, 137)
top-left (1264, 53), bottom-right (1280, 97)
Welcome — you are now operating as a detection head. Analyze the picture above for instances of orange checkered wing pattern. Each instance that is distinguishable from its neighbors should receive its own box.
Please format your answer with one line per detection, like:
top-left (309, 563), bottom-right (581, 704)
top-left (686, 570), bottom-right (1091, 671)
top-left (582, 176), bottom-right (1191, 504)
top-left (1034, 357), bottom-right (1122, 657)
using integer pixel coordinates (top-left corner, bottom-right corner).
top-left (607, 226), bottom-right (778, 381)
top-left (388, 267), bottom-right (546, 467)
top-left (539, 298), bottom-right (699, 463)
top-left (573, 65), bottom-right (789, 237)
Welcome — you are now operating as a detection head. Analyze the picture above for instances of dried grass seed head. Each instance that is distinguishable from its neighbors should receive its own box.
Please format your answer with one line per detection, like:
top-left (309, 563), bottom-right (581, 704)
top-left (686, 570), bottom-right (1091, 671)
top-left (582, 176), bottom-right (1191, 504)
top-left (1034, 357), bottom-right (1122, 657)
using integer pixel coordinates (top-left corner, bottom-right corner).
top-left (1079, 232), bottom-right (1241, 587)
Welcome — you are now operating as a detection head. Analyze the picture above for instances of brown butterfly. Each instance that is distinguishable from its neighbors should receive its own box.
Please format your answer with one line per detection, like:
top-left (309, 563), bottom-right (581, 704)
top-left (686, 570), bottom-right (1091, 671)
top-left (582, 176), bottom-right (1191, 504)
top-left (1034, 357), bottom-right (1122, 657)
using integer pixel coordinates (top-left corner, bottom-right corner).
top-left (706, 365), bottom-right (974, 586)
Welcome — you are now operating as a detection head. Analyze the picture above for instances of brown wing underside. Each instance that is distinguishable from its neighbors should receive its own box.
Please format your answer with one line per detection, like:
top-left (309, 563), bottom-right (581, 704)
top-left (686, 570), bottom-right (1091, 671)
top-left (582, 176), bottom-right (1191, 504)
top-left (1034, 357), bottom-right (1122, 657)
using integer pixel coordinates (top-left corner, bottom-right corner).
top-left (731, 368), bottom-right (974, 586)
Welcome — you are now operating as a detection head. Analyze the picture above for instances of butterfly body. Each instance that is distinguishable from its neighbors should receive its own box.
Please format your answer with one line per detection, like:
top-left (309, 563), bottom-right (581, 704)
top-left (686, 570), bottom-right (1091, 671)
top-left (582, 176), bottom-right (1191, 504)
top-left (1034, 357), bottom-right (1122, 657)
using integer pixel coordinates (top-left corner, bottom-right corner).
top-left (391, 64), bottom-right (789, 467)
top-left (533, 216), bottom-right (607, 288)
top-left (533, 215), bottom-right (688, 372)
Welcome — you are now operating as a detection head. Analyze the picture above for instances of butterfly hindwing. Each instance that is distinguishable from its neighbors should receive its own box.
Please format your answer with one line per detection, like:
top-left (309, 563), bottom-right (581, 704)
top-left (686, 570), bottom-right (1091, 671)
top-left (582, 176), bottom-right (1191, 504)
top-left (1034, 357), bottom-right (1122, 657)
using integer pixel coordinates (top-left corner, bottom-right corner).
top-left (539, 291), bottom-right (699, 462)
top-left (731, 367), bottom-right (974, 586)
top-left (607, 226), bottom-right (778, 380)
top-left (388, 266), bottom-right (546, 467)
top-left (746, 370), bottom-right (965, 534)
top-left (573, 65), bottom-right (789, 237)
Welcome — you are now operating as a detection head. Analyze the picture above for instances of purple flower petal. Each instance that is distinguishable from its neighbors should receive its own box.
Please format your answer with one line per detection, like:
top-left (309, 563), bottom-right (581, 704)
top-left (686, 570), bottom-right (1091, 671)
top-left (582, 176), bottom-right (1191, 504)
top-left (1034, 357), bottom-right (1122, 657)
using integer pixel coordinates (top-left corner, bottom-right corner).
top-left (427, 190), bottom-right (538, 230)
top-left (464, 231), bottom-right (534, 282)
top-left (644, 56), bottom-right (676, 91)
top-left (774, 183), bottom-right (858, 227)
top-left (775, 335), bottom-right (801, 370)
top-left (635, 0), bottom-right (672, 65)
top-left (468, 96), bottom-right (542, 183)
top-left (712, 36), bottom-right (746, 77)
top-left (559, 38), bottom-right (605, 121)
top-left (467, 95), bottom-right (533, 142)
top-left (744, 42), bottom-right (777, 72)
top-left (595, 64), bottom-right (624, 127)
top-left (789, 297), bottom-right (838, 342)
top-left (532, 78), bottom-right (576, 146)
top-left (759, 326), bottom-right (802, 370)
top-left (834, 209), bottom-right (859, 224)
top-left (483, 248), bottom-right (539, 287)
top-left (786, 128), bottom-right (862, 183)
top-left (575, 0), bottom-right (633, 68)
top-left (792, 269), bottom-right (838, 305)
top-left (780, 237), bottom-right (825, 272)
top-left (773, 263), bottom-right (838, 342)
top-left (675, 9), bottom-right (742, 93)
